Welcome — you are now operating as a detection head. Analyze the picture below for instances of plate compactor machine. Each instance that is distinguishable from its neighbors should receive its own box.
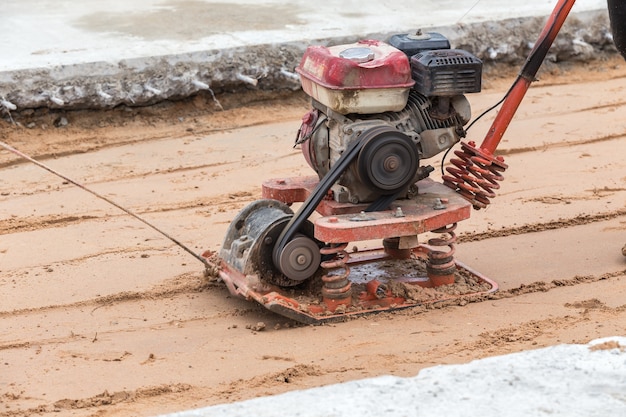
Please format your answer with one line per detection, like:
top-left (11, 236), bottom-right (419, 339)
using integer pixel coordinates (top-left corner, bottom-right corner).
top-left (203, 0), bottom-right (626, 324)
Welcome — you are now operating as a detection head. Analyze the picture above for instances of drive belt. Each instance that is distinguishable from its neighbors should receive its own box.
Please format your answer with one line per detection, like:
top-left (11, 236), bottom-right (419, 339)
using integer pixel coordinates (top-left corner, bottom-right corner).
top-left (272, 130), bottom-right (364, 268)
top-left (272, 126), bottom-right (397, 271)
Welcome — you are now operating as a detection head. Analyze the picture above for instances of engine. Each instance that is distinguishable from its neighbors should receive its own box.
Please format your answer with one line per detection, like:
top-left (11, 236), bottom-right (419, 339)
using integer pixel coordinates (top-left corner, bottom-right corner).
top-left (295, 32), bottom-right (482, 205)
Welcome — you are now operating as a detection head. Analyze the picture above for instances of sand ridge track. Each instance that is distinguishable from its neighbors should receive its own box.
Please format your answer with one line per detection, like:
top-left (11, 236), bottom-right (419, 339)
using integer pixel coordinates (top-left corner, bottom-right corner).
top-left (1, 58), bottom-right (626, 417)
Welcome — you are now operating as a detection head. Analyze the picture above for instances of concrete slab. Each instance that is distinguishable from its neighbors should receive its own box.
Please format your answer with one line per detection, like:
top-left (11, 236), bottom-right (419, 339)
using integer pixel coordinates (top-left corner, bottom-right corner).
top-left (159, 337), bottom-right (626, 417)
top-left (0, 0), bottom-right (612, 110)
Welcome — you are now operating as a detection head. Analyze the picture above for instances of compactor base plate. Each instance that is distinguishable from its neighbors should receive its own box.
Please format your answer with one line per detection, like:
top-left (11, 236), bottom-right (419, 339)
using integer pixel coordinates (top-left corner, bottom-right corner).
top-left (205, 177), bottom-right (497, 324)
top-left (203, 245), bottom-right (497, 325)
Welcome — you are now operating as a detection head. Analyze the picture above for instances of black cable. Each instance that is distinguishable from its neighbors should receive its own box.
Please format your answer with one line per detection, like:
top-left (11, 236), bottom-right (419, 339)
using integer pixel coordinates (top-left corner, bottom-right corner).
top-left (0, 139), bottom-right (211, 269)
top-left (439, 76), bottom-right (519, 177)
top-left (293, 116), bottom-right (327, 147)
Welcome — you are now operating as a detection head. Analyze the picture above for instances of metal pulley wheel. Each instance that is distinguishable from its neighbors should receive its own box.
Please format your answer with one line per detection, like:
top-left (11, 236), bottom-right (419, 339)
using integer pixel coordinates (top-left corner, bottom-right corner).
top-left (356, 126), bottom-right (419, 195)
top-left (275, 233), bottom-right (321, 282)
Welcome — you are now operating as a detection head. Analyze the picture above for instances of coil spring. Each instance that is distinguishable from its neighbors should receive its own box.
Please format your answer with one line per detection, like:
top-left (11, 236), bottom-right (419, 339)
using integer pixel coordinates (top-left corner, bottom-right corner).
top-left (427, 223), bottom-right (457, 281)
top-left (320, 243), bottom-right (352, 302)
top-left (442, 141), bottom-right (506, 209)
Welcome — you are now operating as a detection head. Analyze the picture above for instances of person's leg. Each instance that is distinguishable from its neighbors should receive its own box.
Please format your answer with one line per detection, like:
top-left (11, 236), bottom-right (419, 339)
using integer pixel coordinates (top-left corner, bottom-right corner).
top-left (608, 0), bottom-right (626, 60)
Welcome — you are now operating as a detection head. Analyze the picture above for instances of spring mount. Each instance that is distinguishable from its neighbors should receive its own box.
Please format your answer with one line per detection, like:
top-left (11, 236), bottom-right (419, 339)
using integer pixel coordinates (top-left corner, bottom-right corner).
top-left (442, 141), bottom-right (507, 209)
top-left (426, 223), bottom-right (458, 286)
top-left (320, 243), bottom-right (352, 311)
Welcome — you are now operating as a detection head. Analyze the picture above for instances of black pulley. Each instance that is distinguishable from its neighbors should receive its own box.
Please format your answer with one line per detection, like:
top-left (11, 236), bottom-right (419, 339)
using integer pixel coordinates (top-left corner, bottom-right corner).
top-left (275, 233), bottom-right (321, 283)
top-left (356, 126), bottom-right (419, 195)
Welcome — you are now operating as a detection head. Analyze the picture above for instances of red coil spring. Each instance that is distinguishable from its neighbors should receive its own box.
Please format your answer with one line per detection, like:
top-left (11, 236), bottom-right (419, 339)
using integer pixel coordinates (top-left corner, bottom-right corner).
top-left (427, 223), bottom-right (457, 275)
top-left (442, 141), bottom-right (507, 209)
top-left (320, 243), bottom-right (352, 300)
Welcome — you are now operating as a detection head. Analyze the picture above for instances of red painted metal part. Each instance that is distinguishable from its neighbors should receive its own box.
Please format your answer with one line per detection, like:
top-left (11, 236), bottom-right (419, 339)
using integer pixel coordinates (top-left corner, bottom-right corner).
top-left (479, 78), bottom-right (532, 155)
top-left (313, 192), bottom-right (467, 243)
top-left (207, 175), bottom-right (498, 323)
top-left (296, 39), bottom-right (414, 90)
top-left (263, 176), bottom-right (471, 236)
top-left (203, 245), bottom-right (498, 325)
top-left (480, 0), bottom-right (575, 155)
top-left (444, 0), bottom-right (576, 209)
top-left (442, 141), bottom-right (508, 209)
top-left (206, 0), bottom-right (583, 324)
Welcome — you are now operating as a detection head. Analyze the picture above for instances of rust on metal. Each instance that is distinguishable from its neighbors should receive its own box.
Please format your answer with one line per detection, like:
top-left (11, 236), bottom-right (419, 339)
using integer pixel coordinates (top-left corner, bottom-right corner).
top-left (320, 243), bottom-right (353, 311)
top-left (263, 177), bottom-right (471, 242)
top-left (204, 245), bottom-right (498, 325)
top-left (224, 177), bottom-right (494, 323)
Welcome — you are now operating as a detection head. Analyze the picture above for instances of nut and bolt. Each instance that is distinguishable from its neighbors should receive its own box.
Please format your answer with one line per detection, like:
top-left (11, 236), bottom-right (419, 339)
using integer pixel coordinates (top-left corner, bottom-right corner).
top-left (433, 198), bottom-right (448, 210)
top-left (296, 255), bottom-right (308, 265)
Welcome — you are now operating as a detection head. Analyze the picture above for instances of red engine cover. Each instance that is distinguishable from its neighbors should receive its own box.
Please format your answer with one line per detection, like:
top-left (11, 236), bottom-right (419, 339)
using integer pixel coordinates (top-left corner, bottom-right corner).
top-left (297, 39), bottom-right (413, 89)
top-left (296, 40), bottom-right (414, 114)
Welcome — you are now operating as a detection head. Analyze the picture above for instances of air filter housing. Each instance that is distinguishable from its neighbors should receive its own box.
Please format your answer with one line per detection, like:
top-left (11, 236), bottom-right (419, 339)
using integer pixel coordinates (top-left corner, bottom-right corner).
top-left (388, 31), bottom-right (451, 57)
top-left (411, 49), bottom-right (482, 97)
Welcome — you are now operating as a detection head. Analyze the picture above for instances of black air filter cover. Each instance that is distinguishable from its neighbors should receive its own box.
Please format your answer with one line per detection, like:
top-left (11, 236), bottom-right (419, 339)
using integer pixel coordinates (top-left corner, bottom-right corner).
top-left (411, 49), bottom-right (482, 96)
top-left (388, 32), bottom-right (450, 57)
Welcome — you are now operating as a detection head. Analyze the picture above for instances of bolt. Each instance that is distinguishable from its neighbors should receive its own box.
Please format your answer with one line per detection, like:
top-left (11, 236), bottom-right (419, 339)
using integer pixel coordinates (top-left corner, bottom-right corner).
top-left (433, 198), bottom-right (446, 210)
top-left (384, 156), bottom-right (399, 171)
top-left (350, 211), bottom-right (375, 222)
top-left (296, 254), bottom-right (307, 265)
top-left (376, 283), bottom-right (388, 299)
top-left (264, 237), bottom-right (273, 245)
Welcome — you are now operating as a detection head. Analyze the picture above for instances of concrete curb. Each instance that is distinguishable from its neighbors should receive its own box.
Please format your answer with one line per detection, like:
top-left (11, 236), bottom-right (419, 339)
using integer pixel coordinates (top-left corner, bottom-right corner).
top-left (0, 10), bottom-right (615, 112)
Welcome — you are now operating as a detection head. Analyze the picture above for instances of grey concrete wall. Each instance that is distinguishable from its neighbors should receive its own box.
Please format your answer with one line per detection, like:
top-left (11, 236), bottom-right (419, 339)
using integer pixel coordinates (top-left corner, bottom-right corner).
top-left (0, 10), bottom-right (615, 112)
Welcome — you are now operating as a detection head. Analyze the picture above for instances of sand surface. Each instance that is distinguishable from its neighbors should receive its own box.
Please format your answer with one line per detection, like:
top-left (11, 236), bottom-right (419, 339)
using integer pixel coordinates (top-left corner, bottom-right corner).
top-left (1, 58), bottom-right (626, 416)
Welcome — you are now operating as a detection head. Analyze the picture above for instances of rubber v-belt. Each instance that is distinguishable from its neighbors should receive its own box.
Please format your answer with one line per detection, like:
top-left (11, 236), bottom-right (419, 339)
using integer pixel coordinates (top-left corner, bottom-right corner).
top-left (272, 126), bottom-right (402, 267)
